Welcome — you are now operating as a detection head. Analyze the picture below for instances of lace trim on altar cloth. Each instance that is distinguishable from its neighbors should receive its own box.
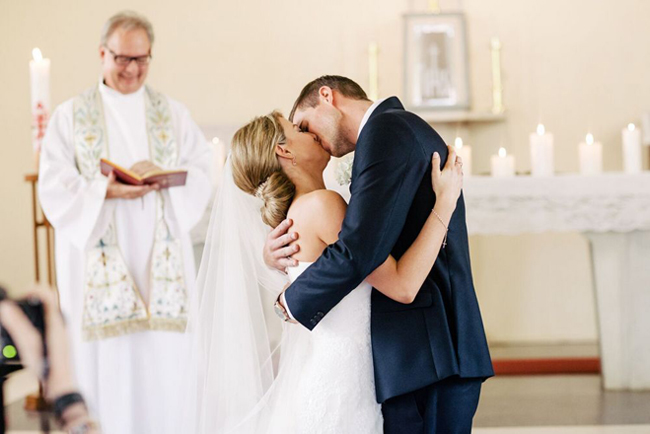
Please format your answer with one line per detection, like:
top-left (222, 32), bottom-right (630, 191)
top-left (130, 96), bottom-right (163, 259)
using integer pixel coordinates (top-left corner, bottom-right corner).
top-left (463, 174), bottom-right (650, 235)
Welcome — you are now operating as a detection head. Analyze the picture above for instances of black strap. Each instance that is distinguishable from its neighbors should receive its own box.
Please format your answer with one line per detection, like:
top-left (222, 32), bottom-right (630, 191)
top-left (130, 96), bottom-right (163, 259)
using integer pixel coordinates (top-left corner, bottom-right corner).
top-left (53, 392), bottom-right (85, 422)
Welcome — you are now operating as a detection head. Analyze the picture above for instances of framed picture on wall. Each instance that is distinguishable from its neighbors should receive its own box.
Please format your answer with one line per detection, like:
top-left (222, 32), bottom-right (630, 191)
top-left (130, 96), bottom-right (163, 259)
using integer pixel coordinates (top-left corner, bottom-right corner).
top-left (403, 13), bottom-right (471, 110)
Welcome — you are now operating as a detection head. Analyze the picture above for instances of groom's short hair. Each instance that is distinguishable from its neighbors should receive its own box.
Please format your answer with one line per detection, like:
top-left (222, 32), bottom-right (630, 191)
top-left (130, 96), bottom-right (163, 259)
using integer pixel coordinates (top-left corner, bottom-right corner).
top-left (289, 75), bottom-right (370, 121)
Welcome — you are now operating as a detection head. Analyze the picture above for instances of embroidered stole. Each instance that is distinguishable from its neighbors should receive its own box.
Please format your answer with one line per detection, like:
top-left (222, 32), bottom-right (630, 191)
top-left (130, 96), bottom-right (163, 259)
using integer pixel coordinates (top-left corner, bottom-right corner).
top-left (73, 85), bottom-right (188, 341)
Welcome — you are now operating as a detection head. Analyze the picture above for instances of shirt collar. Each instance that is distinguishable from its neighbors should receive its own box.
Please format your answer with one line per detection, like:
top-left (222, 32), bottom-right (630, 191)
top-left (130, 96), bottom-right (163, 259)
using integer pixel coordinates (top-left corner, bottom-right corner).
top-left (98, 77), bottom-right (145, 99)
top-left (357, 98), bottom-right (387, 140)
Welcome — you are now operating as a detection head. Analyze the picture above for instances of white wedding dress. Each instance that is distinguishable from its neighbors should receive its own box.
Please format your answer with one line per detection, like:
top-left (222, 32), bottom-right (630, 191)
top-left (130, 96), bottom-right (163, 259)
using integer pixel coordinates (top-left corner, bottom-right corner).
top-left (182, 158), bottom-right (383, 433)
top-left (286, 262), bottom-right (383, 432)
top-left (231, 262), bottom-right (383, 433)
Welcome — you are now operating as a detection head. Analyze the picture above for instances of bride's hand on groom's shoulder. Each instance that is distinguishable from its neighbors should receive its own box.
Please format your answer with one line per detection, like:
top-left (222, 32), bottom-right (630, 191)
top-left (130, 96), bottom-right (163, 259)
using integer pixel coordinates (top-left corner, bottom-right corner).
top-left (431, 145), bottom-right (464, 209)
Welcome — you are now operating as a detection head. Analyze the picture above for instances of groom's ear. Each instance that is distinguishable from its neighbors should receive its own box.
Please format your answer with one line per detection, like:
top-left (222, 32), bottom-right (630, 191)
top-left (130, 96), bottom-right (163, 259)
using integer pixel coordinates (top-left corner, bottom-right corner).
top-left (318, 86), bottom-right (334, 105)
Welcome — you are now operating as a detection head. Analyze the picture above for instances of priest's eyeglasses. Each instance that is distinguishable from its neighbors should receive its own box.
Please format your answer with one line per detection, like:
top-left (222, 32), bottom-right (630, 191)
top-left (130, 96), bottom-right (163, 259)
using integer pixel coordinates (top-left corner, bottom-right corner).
top-left (105, 47), bottom-right (152, 66)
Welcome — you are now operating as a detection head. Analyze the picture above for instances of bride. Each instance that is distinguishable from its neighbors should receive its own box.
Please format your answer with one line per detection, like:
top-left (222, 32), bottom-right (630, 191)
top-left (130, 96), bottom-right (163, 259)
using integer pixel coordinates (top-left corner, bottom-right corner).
top-left (184, 111), bottom-right (463, 433)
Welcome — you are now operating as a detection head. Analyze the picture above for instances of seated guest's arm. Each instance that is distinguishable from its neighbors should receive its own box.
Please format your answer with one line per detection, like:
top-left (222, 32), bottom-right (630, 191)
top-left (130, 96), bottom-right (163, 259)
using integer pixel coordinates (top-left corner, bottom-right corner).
top-left (0, 286), bottom-right (101, 433)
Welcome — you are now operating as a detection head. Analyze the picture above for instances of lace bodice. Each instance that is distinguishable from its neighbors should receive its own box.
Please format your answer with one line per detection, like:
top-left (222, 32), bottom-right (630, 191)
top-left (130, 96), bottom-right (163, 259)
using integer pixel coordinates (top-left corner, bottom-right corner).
top-left (284, 262), bottom-right (383, 433)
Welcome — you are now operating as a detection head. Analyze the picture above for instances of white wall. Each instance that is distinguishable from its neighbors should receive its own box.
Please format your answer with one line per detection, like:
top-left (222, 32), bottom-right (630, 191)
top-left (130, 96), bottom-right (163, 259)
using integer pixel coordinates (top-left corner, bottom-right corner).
top-left (2, 0), bottom-right (648, 343)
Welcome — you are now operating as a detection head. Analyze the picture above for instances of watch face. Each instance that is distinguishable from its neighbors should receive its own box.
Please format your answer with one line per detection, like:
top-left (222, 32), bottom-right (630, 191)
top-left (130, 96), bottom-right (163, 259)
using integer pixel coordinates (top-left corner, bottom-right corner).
top-left (274, 302), bottom-right (286, 319)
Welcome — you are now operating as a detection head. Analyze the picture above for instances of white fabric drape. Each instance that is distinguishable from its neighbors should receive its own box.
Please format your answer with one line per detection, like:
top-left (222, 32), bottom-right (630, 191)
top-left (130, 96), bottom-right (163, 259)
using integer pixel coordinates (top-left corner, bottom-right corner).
top-left (179, 157), bottom-right (290, 433)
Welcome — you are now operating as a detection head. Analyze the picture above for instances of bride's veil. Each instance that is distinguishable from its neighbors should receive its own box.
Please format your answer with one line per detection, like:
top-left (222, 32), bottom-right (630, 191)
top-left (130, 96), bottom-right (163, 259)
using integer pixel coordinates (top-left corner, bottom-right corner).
top-left (180, 156), bottom-right (289, 433)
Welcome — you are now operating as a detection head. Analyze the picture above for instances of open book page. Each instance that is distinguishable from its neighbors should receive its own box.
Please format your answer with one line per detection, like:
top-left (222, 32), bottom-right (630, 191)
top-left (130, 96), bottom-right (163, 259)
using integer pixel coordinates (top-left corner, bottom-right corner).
top-left (100, 159), bottom-right (187, 188)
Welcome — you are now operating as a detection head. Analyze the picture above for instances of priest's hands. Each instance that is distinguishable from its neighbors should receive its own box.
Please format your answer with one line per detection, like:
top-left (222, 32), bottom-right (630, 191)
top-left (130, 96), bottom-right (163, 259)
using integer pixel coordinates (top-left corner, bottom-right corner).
top-left (105, 171), bottom-right (159, 199)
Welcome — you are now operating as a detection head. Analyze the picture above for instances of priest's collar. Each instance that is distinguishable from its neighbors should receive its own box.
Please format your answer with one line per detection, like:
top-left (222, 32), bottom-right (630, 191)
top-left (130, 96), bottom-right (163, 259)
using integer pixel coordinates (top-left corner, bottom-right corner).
top-left (98, 78), bottom-right (146, 99)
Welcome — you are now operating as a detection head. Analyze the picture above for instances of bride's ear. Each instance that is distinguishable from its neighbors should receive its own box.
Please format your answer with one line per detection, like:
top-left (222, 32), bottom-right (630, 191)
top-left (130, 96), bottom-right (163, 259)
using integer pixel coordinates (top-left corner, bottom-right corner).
top-left (275, 144), bottom-right (293, 162)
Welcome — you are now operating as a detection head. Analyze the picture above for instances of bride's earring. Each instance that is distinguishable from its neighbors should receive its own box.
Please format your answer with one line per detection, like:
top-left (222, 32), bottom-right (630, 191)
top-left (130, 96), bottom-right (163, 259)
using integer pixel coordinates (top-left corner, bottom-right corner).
top-left (292, 156), bottom-right (297, 166)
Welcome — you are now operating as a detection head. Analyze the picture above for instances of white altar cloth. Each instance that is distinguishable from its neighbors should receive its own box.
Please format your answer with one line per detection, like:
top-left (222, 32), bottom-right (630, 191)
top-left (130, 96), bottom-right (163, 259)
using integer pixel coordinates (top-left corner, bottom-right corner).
top-left (463, 173), bottom-right (650, 235)
top-left (463, 172), bottom-right (650, 390)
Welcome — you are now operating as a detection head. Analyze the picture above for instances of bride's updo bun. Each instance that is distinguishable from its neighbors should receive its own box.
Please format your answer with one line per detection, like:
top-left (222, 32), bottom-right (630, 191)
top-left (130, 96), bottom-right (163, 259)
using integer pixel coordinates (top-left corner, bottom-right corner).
top-left (254, 171), bottom-right (295, 228)
top-left (231, 111), bottom-right (296, 228)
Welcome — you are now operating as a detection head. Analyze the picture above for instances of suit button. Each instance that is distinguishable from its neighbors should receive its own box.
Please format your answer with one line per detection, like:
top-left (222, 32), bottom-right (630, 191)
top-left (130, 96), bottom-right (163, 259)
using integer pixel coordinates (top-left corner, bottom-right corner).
top-left (310, 319), bottom-right (316, 325)
top-left (317, 312), bottom-right (324, 318)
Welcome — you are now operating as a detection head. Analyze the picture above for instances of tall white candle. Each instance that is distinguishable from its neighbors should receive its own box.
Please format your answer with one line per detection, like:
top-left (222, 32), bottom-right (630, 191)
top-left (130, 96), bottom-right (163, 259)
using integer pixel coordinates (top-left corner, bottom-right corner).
top-left (578, 133), bottom-right (603, 176)
top-left (29, 48), bottom-right (51, 154)
top-left (530, 124), bottom-right (554, 177)
top-left (454, 137), bottom-right (472, 177)
top-left (622, 123), bottom-right (642, 173)
top-left (491, 147), bottom-right (515, 178)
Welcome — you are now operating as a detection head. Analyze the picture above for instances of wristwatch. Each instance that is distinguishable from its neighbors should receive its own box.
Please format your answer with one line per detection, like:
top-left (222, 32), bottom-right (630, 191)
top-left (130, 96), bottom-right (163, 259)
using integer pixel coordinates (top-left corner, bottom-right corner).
top-left (274, 294), bottom-right (291, 322)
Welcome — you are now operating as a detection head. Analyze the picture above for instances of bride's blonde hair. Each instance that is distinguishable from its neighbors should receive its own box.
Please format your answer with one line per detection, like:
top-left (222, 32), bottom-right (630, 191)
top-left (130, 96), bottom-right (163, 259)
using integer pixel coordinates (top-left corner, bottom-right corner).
top-left (231, 111), bottom-right (296, 228)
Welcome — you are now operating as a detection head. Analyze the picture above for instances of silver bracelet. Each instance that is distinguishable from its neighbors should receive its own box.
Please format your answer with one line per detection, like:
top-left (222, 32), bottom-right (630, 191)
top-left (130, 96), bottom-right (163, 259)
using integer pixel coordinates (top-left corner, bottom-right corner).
top-left (432, 209), bottom-right (448, 248)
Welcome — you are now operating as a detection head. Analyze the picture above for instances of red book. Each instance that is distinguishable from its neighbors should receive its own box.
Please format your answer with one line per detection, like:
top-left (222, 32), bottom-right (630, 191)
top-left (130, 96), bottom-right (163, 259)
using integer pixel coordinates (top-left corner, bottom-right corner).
top-left (100, 159), bottom-right (187, 188)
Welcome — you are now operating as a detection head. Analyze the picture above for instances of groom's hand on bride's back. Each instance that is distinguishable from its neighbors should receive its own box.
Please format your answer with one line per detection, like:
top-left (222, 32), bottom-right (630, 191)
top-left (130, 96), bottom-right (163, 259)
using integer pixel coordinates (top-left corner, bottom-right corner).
top-left (264, 218), bottom-right (301, 272)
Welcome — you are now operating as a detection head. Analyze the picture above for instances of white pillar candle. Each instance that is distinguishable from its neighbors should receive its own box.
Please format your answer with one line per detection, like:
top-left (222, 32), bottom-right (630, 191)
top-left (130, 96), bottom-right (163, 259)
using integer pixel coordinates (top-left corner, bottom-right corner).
top-left (529, 124), bottom-right (554, 177)
top-left (454, 137), bottom-right (472, 177)
top-left (622, 123), bottom-right (642, 173)
top-left (29, 48), bottom-right (51, 153)
top-left (579, 133), bottom-right (603, 176)
top-left (491, 147), bottom-right (515, 178)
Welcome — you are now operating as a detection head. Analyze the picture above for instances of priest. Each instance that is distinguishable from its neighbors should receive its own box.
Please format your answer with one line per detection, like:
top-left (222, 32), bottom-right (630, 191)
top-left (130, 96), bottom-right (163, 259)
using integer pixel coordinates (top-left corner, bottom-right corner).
top-left (38, 11), bottom-right (213, 434)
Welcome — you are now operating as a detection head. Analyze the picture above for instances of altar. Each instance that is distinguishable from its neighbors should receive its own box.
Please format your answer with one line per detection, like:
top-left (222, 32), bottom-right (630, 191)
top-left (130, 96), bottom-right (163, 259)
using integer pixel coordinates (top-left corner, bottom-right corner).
top-left (463, 173), bottom-right (650, 390)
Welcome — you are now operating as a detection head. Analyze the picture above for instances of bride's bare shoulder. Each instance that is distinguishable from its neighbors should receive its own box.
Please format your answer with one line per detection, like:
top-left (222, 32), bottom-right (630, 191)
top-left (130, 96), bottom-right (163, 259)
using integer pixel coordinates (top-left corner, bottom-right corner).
top-left (287, 190), bottom-right (347, 247)
top-left (296, 189), bottom-right (346, 211)
top-left (288, 189), bottom-right (347, 222)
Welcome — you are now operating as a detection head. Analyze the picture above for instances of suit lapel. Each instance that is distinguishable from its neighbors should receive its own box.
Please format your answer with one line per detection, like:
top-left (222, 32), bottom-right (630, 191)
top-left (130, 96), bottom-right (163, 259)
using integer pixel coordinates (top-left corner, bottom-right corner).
top-left (350, 96), bottom-right (405, 186)
top-left (367, 97), bottom-right (404, 122)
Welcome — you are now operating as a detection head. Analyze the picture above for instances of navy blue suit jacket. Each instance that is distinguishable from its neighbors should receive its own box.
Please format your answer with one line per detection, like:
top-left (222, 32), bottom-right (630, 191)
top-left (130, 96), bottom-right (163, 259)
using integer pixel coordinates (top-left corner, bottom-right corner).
top-left (284, 97), bottom-right (494, 403)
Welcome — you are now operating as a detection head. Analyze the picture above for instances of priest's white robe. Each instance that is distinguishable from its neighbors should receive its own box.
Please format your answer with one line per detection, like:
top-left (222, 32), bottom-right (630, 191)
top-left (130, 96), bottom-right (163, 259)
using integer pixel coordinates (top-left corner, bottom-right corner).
top-left (38, 82), bottom-right (213, 434)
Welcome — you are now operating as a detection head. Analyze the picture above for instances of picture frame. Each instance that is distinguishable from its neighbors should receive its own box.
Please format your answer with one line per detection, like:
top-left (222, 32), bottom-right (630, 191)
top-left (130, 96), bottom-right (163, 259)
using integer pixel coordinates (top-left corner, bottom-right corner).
top-left (403, 13), bottom-right (471, 111)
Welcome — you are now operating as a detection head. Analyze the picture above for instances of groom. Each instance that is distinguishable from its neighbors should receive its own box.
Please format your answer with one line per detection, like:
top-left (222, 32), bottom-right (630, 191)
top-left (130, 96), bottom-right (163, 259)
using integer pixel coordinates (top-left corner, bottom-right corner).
top-left (265, 76), bottom-right (493, 433)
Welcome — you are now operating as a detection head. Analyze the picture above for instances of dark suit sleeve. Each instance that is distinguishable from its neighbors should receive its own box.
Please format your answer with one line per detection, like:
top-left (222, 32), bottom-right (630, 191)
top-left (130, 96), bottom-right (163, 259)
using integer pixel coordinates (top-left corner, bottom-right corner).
top-left (284, 113), bottom-right (434, 330)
